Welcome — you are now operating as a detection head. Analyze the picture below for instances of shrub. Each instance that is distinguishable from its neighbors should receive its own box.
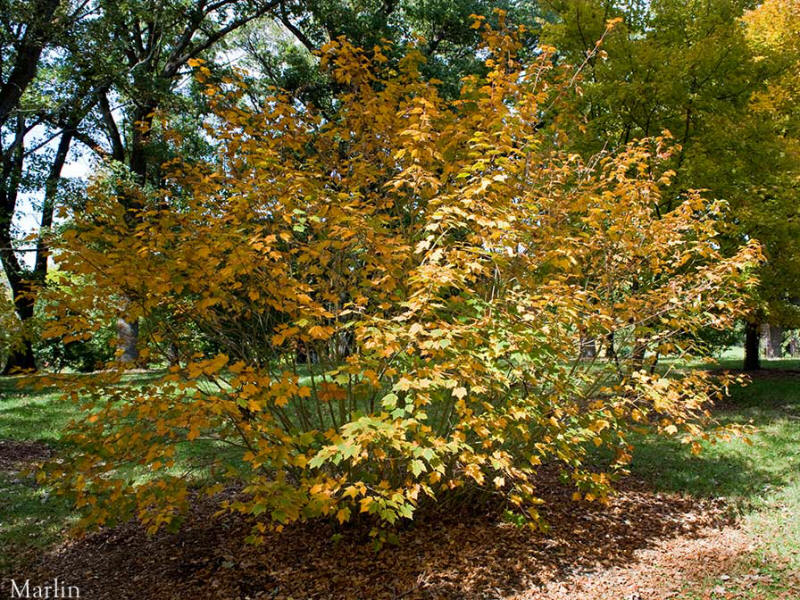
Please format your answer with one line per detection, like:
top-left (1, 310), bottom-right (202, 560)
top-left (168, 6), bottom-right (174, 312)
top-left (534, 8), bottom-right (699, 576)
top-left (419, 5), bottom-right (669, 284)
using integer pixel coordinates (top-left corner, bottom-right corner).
top-left (40, 16), bottom-right (760, 541)
top-left (0, 286), bottom-right (23, 371)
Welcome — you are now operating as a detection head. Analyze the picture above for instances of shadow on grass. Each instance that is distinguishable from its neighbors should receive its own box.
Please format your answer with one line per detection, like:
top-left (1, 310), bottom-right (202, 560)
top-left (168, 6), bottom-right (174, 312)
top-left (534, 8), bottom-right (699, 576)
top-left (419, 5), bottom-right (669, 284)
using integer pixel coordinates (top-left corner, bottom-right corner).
top-left (0, 404), bottom-right (79, 443)
top-left (631, 370), bottom-right (800, 508)
top-left (0, 440), bottom-right (75, 574)
top-left (630, 431), bottom-right (794, 504)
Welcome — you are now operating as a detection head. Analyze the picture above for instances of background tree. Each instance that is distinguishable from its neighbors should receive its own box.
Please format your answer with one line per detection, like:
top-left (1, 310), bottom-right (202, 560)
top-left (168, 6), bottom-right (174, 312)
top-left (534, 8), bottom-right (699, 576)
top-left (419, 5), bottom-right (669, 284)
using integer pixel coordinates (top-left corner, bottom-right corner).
top-left (741, 0), bottom-right (800, 365)
top-left (0, 0), bottom-right (81, 373)
top-left (541, 0), bottom-right (800, 370)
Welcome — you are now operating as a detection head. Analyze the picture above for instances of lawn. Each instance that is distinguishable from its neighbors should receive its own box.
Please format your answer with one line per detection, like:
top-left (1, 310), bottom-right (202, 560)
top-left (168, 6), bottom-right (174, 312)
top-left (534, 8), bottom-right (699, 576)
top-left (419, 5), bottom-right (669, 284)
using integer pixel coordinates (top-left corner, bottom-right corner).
top-left (0, 377), bottom-right (80, 573)
top-left (630, 365), bottom-right (800, 599)
top-left (1, 364), bottom-right (799, 598)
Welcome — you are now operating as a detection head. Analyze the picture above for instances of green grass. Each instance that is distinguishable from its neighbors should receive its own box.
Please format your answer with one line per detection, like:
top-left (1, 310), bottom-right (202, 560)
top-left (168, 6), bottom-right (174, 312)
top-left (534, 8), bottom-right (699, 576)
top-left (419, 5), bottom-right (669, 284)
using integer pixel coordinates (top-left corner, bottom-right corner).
top-left (0, 377), bottom-right (80, 573)
top-left (0, 376), bottom-right (84, 442)
top-left (0, 371), bottom-right (235, 573)
top-left (628, 370), bottom-right (800, 599)
top-left (630, 375), bottom-right (800, 509)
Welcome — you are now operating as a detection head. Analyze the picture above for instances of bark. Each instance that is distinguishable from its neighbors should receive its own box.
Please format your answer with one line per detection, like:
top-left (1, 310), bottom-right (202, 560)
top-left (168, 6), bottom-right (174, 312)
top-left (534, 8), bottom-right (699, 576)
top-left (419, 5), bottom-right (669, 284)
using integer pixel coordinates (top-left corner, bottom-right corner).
top-left (33, 128), bottom-right (73, 281)
top-left (0, 116), bottom-right (37, 374)
top-left (744, 322), bottom-right (761, 371)
top-left (632, 341), bottom-right (646, 371)
top-left (788, 336), bottom-right (799, 358)
top-left (113, 102), bottom-right (157, 365)
top-left (0, 235), bottom-right (37, 374)
top-left (767, 324), bottom-right (783, 359)
top-left (2, 340), bottom-right (36, 374)
top-left (605, 332), bottom-right (616, 360)
top-left (0, 0), bottom-right (61, 127)
top-left (2, 275), bottom-right (36, 374)
top-left (166, 342), bottom-right (180, 366)
top-left (116, 318), bottom-right (139, 363)
top-left (579, 334), bottom-right (597, 359)
top-left (128, 103), bottom-right (156, 189)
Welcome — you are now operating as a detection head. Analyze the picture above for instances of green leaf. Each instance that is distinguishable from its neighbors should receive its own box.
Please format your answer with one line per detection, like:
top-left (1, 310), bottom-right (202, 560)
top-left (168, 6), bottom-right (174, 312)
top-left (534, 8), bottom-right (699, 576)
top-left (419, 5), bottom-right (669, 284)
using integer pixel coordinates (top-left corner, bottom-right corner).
top-left (381, 392), bottom-right (398, 409)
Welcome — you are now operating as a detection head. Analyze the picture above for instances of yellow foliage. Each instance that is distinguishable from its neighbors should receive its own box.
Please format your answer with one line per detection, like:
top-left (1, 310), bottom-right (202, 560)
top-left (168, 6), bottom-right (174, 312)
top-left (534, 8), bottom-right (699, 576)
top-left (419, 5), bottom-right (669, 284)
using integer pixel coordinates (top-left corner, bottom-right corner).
top-left (39, 19), bottom-right (760, 538)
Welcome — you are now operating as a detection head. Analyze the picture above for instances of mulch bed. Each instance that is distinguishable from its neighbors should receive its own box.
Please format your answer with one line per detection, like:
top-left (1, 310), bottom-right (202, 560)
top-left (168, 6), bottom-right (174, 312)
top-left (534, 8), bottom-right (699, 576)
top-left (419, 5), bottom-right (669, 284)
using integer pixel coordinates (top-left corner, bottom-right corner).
top-left (4, 468), bottom-right (734, 600)
top-left (742, 369), bottom-right (800, 379)
top-left (0, 439), bottom-right (52, 473)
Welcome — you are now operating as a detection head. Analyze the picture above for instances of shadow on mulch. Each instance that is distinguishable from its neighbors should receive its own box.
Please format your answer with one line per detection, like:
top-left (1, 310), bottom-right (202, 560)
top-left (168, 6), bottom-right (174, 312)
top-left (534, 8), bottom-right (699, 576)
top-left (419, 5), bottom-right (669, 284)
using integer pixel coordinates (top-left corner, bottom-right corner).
top-left (706, 368), bottom-right (800, 379)
top-left (9, 473), bottom-right (731, 600)
top-left (738, 369), bottom-right (800, 377)
top-left (0, 439), bottom-right (52, 472)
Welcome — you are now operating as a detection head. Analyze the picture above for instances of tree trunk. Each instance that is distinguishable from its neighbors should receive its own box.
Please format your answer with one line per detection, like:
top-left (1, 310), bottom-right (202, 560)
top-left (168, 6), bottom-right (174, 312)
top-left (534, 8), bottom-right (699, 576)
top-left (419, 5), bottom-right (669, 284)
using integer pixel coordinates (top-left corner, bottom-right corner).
top-left (0, 116), bottom-right (36, 374)
top-left (605, 331), bottom-right (616, 360)
top-left (34, 128), bottom-right (73, 281)
top-left (579, 332), bottom-right (597, 359)
top-left (2, 258), bottom-right (37, 374)
top-left (632, 339), bottom-right (646, 371)
top-left (113, 102), bottom-right (157, 367)
top-left (744, 322), bottom-right (761, 371)
top-left (789, 335), bottom-right (799, 357)
top-left (1, 259), bottom-right (37, 375)
top-left (768, 324), bottom-right (783, 359)
top-left (129, 102), bottom-right (157, 190)
top-left (760, 323), bottom-right (771, 357)
top-left (117, 318), bottom-right (139, 364)
top-left (2, 339), bottom-right (36, 374)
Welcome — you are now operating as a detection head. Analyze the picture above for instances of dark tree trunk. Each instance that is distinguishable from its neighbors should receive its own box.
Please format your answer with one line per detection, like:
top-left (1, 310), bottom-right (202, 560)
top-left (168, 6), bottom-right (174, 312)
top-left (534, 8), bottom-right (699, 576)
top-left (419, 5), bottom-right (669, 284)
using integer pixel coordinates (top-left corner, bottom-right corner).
top-left (1, 248), bottom-right (37, 375)
top-left (2, 339), bottom-right (36, 374)
top-left (744, 322), bottom-right (761, 371)
top-left (0, 116), bottom-right (37, 374)
top-left (2, 252), bottom-right (37, 375)
top-left (632, 336), bottom-right (646, 371)
top-left (605, 331), bottom-right (616, 360)
top-left (34, 128), bottom-right (73, 281)
top-left (166, 342), bottom-right (180, 366)
top-left (129, 102), bottom-right (157, 189)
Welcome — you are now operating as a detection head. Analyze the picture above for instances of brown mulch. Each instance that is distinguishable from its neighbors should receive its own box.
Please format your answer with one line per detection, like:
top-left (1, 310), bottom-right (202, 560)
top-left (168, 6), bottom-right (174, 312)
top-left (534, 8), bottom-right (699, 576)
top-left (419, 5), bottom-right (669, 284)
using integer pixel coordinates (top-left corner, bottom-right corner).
top-left (0, 439), bottom-right (52, 472)
top-left (4, 469), bottom-right (738, 600)
top-left (518, 524), bottom-right (754, 600)
top-left (743, 369), bottom-right (800, 379)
